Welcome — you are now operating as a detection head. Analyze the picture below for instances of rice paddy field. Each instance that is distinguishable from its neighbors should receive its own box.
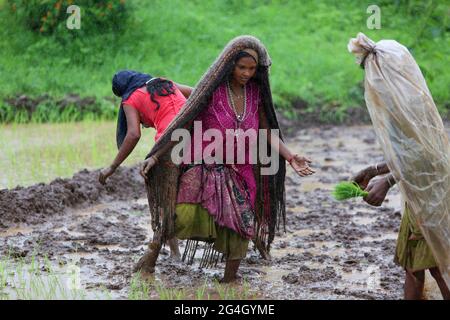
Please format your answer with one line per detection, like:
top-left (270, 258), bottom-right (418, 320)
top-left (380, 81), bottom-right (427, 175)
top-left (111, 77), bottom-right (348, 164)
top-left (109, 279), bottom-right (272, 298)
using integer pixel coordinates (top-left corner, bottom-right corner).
top-left (0, 121), bottom-right (155, 190)
top-left (1, 123), bottom-right (448, 300)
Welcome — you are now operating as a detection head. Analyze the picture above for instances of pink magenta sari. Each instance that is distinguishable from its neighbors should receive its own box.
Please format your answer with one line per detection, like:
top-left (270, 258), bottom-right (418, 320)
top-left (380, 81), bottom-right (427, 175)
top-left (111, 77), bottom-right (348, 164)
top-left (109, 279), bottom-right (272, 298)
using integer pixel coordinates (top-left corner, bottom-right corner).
top-left (176, 80), bottom-right (260, 239)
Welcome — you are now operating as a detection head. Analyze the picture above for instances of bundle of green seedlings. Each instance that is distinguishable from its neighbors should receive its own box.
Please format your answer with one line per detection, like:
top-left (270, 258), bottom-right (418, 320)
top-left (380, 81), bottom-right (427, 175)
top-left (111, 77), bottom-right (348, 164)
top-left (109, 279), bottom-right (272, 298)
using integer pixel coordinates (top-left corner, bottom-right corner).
top-left (332, 181), bottom-right (368, 201)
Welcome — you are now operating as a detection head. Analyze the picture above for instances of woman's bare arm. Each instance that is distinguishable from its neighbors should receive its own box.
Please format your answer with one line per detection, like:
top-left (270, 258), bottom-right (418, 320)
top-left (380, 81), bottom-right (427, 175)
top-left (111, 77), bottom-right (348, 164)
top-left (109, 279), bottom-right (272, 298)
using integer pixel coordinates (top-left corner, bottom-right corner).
top-left (110, 105), bottom-right (141, 169)
top-left (99, 105), bottom-right (142, 184)
top-left (258, 106), bottom-right (292, 161)
top-left (352, 162), bottom-right (391, 190)
top-left (258, 106), bottom-right (314, 176)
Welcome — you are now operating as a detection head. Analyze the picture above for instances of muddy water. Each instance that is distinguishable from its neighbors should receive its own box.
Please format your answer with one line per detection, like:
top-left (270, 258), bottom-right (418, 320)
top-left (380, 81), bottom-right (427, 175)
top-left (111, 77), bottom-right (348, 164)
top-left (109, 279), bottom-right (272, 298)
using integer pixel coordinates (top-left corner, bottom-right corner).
top-left (0, 125), bottom-right (445, 299)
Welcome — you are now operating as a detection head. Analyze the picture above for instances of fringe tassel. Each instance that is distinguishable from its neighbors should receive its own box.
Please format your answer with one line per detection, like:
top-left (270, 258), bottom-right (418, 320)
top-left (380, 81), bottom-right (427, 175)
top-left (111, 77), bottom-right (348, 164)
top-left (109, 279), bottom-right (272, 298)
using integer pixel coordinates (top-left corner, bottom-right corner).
top-left (182, 239), bottom-right (199, 265)
top-left (199, 242), bottom-right (223, 269)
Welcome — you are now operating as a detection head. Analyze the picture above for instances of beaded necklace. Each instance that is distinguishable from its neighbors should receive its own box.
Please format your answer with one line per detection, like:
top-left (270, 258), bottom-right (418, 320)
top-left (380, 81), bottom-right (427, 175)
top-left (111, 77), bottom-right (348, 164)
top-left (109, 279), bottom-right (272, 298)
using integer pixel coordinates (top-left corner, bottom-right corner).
top-left (227, 80), bottom-right (247, 125)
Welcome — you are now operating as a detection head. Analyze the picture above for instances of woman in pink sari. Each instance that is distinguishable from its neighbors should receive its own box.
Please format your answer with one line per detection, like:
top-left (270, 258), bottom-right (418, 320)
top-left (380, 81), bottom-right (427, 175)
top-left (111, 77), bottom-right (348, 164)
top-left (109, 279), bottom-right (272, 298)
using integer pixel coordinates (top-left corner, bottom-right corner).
top-left (138, 36), bottom-right (314, 282)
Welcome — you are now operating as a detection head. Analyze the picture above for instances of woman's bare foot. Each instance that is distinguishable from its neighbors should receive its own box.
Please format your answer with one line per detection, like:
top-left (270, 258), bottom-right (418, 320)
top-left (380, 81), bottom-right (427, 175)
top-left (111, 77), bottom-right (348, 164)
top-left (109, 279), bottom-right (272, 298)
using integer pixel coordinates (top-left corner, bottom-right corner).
top-left (404, 269), bottom-right (425, 300)
top-left (219, 274), bottom-right (242, 284)
top-left (167, 238), bottom-right (181, 262)
top-left (133, 242), bottom-right (161, 274)
top-left (429, 267), bottom-right (450, 300)
top-left (220, 259), bottom-right (241, 283)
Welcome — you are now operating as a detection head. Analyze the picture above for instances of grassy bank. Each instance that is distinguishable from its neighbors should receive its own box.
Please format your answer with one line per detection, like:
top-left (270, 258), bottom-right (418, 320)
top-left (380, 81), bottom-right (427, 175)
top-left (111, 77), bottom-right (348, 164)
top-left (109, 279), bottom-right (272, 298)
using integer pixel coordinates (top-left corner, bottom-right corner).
top-left (0, 0), bottom-right (448, 122)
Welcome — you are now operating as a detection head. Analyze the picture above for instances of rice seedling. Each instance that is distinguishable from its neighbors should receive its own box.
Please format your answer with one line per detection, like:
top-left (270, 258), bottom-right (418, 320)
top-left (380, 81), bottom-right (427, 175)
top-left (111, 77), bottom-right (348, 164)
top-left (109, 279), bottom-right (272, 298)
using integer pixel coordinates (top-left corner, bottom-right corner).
top-left (0, 250), bottom-right (91, 300)
top-left (128, 272), bottom-right (151, 300)
top-left (195, 279), bottom-right (210, 300)
top-left (212, 278), bottom-right (255, 300)
top-left (154, 283), bottom-right (187, 300)
top-left (332, 181), bottom-right (368, 201)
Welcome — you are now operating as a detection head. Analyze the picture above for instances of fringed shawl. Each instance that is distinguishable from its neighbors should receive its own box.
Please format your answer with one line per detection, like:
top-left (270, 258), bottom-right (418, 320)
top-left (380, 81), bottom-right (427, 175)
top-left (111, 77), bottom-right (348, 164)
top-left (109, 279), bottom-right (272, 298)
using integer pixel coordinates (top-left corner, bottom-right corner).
top-left (144, 35), bottom-right (286, 258)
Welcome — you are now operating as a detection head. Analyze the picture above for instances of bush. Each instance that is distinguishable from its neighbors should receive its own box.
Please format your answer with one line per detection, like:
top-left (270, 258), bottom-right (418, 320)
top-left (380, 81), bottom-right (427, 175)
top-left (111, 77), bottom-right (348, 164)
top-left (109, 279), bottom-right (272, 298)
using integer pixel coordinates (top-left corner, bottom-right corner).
top-left (7, 0), bottom-right (128, 36)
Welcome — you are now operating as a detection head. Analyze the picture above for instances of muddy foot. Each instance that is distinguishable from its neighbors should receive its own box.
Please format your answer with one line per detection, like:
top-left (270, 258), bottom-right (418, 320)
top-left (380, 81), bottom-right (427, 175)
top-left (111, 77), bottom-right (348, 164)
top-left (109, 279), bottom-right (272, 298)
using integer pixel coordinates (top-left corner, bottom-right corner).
top-left (169, 252), bottom-right (181, 262)
top-left (133, 249), bottom-right (158, 274)
top-left (218, 274), bottom-right (243, 284)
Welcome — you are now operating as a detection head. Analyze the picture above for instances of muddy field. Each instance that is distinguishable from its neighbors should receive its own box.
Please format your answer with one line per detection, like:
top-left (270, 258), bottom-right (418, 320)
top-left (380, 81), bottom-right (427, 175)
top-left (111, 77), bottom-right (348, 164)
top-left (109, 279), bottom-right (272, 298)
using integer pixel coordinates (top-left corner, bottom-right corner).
top-left (0, 125), bottom-right (445, 300)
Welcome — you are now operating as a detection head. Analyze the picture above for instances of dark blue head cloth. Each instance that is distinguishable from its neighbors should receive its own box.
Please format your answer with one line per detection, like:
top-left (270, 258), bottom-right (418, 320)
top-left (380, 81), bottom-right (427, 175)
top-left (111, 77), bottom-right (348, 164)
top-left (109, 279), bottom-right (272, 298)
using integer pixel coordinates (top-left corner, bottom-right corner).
top-left (112, 70), bottom-right (153, 149)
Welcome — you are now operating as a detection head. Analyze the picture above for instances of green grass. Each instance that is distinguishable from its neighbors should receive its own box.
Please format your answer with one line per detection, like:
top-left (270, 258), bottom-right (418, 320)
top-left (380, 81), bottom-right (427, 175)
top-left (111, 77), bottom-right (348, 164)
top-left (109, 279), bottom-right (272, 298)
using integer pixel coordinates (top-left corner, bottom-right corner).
top-left (0, 0), bottom-right (448, 122)
top-left (0, 120), bottom-right (155, 189)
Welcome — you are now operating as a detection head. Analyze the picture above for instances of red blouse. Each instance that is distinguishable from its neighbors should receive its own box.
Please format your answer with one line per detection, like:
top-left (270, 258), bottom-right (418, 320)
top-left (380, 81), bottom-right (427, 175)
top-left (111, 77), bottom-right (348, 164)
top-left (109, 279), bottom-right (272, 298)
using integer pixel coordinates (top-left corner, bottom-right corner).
top-left (123, 82), bottom-right (186, 141)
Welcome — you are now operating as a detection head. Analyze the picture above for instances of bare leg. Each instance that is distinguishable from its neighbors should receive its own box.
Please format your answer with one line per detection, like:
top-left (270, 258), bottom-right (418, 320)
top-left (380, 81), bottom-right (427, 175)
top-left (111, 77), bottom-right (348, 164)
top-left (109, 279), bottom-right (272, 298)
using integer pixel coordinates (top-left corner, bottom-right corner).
top-left (133, 240), bottom-right (161, 274)
top-left (221, 259), bottom-right (241, 283)
top-left (404, 269), bottom-right (425, 300)
top-left (429, 267), bottom-right (450, 300)
top-left (167, 237), bottom-right (181, 261)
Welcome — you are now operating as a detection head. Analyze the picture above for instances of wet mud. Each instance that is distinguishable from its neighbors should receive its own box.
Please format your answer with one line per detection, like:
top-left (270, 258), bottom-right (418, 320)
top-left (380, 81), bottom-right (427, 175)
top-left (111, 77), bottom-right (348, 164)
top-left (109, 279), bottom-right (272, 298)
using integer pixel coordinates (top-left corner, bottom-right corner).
top-left (0, 125), bottom-right (446, 299)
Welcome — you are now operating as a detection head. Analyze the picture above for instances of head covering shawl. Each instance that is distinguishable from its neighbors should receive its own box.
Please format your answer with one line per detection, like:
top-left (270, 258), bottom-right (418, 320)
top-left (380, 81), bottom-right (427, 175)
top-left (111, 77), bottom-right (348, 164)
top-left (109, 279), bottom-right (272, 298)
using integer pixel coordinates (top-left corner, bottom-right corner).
top-left (144, 35), bottom-right (286, 258)
top-left (348, 33), bottom-right (450, 286)
top-left (112, 70), bottom-right (153, 148)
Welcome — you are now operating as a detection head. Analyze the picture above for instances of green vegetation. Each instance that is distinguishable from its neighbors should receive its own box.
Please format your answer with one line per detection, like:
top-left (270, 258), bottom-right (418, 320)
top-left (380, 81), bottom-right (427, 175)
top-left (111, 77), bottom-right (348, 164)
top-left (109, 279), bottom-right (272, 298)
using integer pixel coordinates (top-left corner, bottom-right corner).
top-left (0, 249), bottom-right (92, 299)
top-left (0, 121), bottom-right (155, 189)
top-left (128, 273), bottom-right (257, 300)
top-left (0, 249), bottom-right (258, 300)
top-left (332, 181), bottom-right (369, 201)
top-left (0, 0), bottom-right (448, 123)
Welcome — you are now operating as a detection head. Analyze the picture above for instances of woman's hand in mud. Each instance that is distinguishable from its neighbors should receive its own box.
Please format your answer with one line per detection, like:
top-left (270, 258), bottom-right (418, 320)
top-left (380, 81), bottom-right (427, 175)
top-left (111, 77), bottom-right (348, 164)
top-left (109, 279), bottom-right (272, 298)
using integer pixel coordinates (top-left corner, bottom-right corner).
top-left (140, 156), bottom-right (158, 181)
top-left (99, 165), bottom-right (117, 185)
top-left (363, 176), bottom-right (390, 207)
top-left (352, 165), bottom-right (377, 190)
top-left (290, 155), bottom-right (315, 177)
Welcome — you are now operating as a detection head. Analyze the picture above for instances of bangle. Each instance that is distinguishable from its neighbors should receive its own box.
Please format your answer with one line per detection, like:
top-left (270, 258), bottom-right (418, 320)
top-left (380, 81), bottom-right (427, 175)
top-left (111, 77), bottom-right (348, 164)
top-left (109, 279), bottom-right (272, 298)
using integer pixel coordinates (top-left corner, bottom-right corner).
top-left (151, 155), bottom-right (159, 163)
top-left (287, 154), bottom-right (295, 164)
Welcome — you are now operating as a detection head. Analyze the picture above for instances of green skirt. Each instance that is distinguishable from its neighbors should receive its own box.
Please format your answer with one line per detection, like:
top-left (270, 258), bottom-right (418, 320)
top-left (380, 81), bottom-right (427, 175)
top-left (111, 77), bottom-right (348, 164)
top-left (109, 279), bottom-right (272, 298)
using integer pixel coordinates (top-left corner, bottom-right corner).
top-left (394, 203), bottom-right (437, 272)
top-left (175, 203), bottom-right (249, 260)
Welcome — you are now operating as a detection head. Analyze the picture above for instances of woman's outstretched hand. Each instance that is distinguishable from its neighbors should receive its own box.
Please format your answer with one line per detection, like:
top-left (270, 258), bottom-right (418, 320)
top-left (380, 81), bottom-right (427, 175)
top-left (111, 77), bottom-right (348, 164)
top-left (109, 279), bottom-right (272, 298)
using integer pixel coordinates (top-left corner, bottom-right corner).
top-left (140, 156), bottom-right (158, 181)
top-left (290, 154), bottom-right (315, 177)
top-left (99, 166), bottom-right (117, 185)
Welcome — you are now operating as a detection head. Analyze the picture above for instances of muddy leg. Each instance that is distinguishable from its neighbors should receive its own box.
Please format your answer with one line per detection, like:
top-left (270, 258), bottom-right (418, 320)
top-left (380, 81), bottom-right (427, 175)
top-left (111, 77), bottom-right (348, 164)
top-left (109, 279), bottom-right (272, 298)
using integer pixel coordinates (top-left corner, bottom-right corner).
top-left (167, 237), bottom-right (181, 261)
top-left (221, 259), bottom-right (241, 283)
top-left (133, 240), bottom-right (162, 274)
top-left (404, 269), bottom-right (425, 300)
top-left (429, 267), bottom-right (450, 300)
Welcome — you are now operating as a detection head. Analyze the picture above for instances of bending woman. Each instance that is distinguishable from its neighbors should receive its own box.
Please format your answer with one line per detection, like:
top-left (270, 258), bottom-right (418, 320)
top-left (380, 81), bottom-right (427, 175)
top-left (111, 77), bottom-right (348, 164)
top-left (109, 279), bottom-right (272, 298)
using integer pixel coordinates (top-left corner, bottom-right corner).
top-left (99, 70), bottom-right (193, 258)
top-left (353, 164), bottom-right (450, 300)
top-left (135, 36), bottom-right (315, 282)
